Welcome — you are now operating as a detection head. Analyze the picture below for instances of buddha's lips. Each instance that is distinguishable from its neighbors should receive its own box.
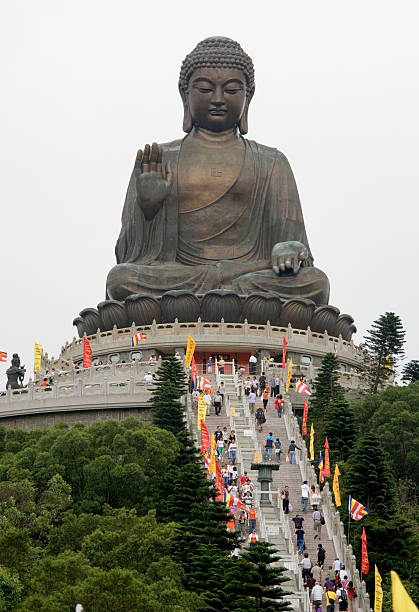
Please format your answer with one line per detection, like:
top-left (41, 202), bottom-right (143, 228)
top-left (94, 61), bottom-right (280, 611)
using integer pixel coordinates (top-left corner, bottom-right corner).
top-left (209, 109), bottom-right (227, 115)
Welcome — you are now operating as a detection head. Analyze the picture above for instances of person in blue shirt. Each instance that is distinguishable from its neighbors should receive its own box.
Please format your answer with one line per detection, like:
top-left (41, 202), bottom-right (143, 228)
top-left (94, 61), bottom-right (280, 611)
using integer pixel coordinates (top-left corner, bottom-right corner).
top-left (264, 432), bottom-right (275, 460)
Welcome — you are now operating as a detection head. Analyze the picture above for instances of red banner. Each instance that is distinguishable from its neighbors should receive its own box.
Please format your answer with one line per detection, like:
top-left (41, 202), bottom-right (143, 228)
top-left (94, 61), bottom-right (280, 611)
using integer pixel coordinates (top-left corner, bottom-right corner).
top-left (201, 422), bottom-right (210, 455)
top-left (215, 460), bottom-right (225, 500)
top-left (191, 356), bottom-right (198, 382)
top-left (282, 337), bottom-right (288, 369)
top-left (361, 528), bottom-right (369, 575)
top-left (83, 337), bottom-right (92, 368)
top-left (302, 400), bottom-right (309, 435)
top-left (324, 437), bottom-right (330, 478)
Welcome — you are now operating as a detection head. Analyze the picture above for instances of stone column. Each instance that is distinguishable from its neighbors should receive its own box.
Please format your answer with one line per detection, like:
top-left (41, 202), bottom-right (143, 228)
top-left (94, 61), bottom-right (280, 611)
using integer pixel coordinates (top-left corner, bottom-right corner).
top-left (251, 462), bottom-right (279, 507)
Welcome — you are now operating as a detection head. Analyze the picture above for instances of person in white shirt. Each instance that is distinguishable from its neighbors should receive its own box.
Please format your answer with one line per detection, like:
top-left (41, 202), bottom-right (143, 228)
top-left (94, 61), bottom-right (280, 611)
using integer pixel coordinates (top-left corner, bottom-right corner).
top-left (248, 391), bottom-right (256, 414)
top-left (203, 392), bottom-right (212, 415)
top-left (311, 583), bottom-right (323, 607)
top-left (299, 552), bottom-right (312, 579)
top-left (249, 354), bottom-right (257, 376)
top-left (301, 480), bottom-right (310, 512)
top-left (339, 565), bottom-right (348, 581)
top-left (333, 558), bottom-right (342, 574)
top-left (310, 485), bottom-right (322, 510)
top-left (144, 372), bottom-right (153, 385)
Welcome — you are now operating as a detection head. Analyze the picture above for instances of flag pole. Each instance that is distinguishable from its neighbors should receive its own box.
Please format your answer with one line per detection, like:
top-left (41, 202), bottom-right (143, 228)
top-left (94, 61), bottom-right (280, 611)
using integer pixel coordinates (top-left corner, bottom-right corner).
top-left (347, 511), bottom-right (351, 545)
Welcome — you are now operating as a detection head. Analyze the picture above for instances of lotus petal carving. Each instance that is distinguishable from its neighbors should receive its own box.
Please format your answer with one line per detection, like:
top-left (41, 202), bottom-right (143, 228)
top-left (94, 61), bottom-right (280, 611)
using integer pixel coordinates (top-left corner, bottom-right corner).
top-left (97, 300), bottom-right (129, 331)
top-left (336, 314), bottom-right (357, 341)
top-left (72, 316), bottom-right (85, 338)
top-left (161, 291), bottom-right (200, 323)
top-left (310, 305), bottom-right (340, 336)
top-left (79, 308), bottom-right (103, 336)
top-left (201, 290), bottom-right (242, 323)
top-left (243, 293), bottom-right (282, 325)
top-left (125, 294), bottom-right (161, 325)
top-left (279, 298), bottom-right (316, 329)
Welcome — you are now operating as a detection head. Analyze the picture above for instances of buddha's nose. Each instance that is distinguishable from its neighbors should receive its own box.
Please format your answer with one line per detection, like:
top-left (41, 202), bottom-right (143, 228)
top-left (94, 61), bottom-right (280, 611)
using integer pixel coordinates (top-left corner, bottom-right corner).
top-left (211, 86), bottom-right (226, 106)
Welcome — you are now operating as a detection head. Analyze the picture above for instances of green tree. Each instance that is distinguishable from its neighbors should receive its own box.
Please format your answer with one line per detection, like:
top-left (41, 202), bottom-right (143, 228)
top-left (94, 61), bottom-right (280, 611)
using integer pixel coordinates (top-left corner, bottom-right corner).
top-left (364, 312), bottom-right (406, 393)
top-left (151, 356), bottom-right (187, 435)
top-left (229, 542), bottom-right (292, 611)
top-left (402, 360), bottom-right (419, 384)
top-left (344, 431), bottom-right (395, 516)
top-left (0, 566), bottom-right (23, 610)
top-left (310, 353), bottom-right (344, 429)
top-left (352, 383), bottom-right (419, 493)
top-left (323, 396), bottom-right (356, 462)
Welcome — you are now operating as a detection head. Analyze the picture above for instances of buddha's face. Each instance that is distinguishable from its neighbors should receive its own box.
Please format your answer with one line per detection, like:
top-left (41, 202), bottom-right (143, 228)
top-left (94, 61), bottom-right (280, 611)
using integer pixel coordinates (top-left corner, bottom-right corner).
top-left (187, 67), bottom-right (247, 132)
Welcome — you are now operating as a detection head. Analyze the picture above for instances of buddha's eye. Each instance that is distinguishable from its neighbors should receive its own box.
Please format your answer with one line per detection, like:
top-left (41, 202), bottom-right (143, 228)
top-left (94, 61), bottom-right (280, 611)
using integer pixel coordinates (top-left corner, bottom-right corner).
top-left (225, 88), bottom-right (241, 94)
top-left (198, 87), bottom-right (213, 94)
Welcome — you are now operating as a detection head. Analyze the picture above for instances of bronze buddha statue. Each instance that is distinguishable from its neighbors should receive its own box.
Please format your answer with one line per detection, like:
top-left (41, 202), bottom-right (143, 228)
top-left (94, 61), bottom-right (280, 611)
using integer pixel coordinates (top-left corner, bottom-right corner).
top-left (106, 36), bottom-right (330, 306)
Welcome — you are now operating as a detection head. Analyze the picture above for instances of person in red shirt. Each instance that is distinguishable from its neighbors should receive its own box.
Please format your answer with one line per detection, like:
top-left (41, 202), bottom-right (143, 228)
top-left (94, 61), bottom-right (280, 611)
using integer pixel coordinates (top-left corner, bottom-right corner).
top-left (275, 394), bottom-right (284, 418)
top-left (240, 472), bottom-right (250, 487)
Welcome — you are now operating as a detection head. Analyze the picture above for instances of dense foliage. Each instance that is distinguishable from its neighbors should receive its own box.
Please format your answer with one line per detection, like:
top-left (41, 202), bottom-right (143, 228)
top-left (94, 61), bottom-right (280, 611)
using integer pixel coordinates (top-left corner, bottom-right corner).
top-left (306, 348), bottom-right (419, 609)
top-left (0, 356), bottom-right (292, 611)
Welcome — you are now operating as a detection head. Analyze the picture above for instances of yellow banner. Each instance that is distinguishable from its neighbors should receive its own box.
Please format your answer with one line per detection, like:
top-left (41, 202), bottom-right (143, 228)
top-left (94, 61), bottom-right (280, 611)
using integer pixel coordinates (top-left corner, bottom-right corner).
top-left (209, 434), bottom-right (216, 474)
top-left (197, 395), bottom-right (206, 431)
top-left (185, 335), bottom-right (196, 367)
top-left (254, 452), bottom-right (260, 463)
top-left (333, 464), bottom-right (341, 507)
top-left (231, 406), bottom-right (235, 417)
top-left (374, 565), bottom-right (383, 612)
top-left (34, 343), bottom-right (42, 372)
top-left (391, 571), bottom-right (417, 612)
top-left (285, 359), bottom-right (293, 393)
top-left (309, 423), bottom-right (314, 461)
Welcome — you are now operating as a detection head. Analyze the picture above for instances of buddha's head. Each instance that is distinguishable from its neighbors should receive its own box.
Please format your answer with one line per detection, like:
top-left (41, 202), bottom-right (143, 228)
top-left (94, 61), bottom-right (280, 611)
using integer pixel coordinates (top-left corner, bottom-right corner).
top-left (179, 37), bottom-right (255, 134)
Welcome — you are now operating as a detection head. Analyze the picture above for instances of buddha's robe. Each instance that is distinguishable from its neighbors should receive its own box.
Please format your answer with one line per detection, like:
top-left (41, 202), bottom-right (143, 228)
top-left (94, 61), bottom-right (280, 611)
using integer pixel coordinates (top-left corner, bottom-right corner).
top-left (107, 135), bottom-right (329, 304)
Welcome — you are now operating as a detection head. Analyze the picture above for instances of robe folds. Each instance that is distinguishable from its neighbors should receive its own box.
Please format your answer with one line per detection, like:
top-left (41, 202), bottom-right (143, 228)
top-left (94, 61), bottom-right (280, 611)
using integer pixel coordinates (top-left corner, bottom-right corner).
top-left (107, 137), bottom-right (329, 304)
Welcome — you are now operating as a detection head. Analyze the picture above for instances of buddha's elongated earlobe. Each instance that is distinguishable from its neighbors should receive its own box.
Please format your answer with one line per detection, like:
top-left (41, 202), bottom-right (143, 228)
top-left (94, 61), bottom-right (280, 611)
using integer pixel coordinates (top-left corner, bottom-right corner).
top-left (180, 89), bottom-right (193, 133)
top-left (239, 96), bottom-right (252, 134)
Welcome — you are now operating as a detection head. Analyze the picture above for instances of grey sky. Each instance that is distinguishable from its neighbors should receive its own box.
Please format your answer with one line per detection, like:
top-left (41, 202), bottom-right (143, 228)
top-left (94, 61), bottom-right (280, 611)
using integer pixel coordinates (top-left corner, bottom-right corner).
top-left (1, 0), bottom-right (418, 386)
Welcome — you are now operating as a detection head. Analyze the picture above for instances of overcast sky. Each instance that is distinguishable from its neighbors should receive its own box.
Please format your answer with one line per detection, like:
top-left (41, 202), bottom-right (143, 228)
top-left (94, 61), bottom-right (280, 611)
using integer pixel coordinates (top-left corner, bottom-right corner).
top-left (1, 0), bottom-right (418, 386)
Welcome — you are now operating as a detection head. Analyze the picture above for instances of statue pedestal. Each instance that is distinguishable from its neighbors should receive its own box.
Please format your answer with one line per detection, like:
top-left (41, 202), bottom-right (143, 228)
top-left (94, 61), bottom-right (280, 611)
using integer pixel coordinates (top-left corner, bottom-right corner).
top-left (251, 462), bottom-right (279, 507)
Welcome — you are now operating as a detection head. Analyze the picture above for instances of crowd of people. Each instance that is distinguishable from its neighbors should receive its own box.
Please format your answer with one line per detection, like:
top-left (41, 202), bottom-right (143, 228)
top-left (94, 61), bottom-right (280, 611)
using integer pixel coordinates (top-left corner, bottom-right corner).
top-left (300, 554), bottom-right (357, 611)
top-left (209, 421), bottom-right (262, 547)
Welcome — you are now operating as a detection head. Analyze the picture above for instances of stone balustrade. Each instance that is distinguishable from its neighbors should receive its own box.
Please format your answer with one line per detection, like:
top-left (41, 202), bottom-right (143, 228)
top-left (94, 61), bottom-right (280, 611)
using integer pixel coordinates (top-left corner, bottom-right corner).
top-left (42, 320), bottom-right (362, 372)
top-left (0, 371), bottom-right (153, 418)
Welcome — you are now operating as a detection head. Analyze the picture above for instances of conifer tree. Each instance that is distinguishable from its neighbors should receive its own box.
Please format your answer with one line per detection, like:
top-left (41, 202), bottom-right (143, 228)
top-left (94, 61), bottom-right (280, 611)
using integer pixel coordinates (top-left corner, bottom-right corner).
top-left (309, 352), bottom-right (345, 459)
top-left (151, 356), bottom-right (187, 435)
top-left (344, 431), bottom-right (395, 517)
top-left (323, 396), bottom-right (356, 463)
top-left (364, 312), bottom-right (406, 393)
top-left (402, 360), bottom-right (419, 384)
top-left (227, 542), bottom-right (292, 611)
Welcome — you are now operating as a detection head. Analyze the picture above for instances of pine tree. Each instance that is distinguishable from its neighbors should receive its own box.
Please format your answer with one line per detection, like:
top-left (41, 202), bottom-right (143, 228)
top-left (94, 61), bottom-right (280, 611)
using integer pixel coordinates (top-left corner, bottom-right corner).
top-left (364, 312), bottom-right (406, 393)
top-left (310, 353), bottom-right (344, 427)
top-left (151, 356), bottom-right (187, 435)
top-left (323, 396), bottom-right (356, 463)
top-left (344, 431), bottom-right (395, 517)
top-left (402, 360), bottom-right (419, 384)
top-left (309, 353), bottom-right (345, 461)
top-left (227, 542), bottom-right (292, 611)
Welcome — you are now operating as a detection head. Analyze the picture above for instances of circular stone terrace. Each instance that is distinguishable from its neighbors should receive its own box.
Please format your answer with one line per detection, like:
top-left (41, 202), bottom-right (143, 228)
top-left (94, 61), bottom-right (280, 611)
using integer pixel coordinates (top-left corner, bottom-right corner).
top-left (54, 319), bottom-right (362, 382)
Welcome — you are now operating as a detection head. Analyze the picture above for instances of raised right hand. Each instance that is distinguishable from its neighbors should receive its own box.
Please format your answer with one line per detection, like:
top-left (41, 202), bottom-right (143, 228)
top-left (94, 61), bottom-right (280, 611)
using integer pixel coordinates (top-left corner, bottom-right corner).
top-left (135, 143), bottom-right (173, 219)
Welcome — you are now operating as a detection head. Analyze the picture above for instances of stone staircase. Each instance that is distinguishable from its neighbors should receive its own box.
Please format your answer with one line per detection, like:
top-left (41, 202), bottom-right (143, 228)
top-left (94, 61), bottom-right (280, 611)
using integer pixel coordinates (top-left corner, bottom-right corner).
top-left (252, 392), bottom-right (337, 578)
top-left (194, 373), bottom-right (310, 612)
